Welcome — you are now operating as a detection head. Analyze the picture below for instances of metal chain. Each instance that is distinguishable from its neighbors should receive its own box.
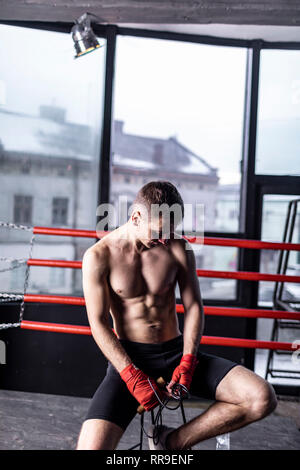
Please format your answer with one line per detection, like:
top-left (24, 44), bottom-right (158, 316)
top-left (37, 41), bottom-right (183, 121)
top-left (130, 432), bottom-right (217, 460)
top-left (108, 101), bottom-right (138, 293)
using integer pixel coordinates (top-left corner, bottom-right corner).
top-left (0, 257), bottom-right (27, 262)
top-left (0, 293), bottom-right (23, 303)
top-left (0, 221), bottom-right (34, 330)
top-left (0, 258), bottom-right (27, 273)
top-left (0, 293), bottom-right (23, 328)
top-left (0, 322), bottom-right (21, 330)
top-left (0, 221), bottom-right (32, 231)
top-left (18, 232), bottom-right (35, 323)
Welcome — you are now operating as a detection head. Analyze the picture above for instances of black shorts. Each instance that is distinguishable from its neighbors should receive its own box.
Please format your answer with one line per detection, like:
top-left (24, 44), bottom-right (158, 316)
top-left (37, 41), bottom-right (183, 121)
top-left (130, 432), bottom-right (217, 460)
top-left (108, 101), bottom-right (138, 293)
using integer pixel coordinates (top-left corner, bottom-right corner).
top-left (85, 334), bottom-right (239, 431)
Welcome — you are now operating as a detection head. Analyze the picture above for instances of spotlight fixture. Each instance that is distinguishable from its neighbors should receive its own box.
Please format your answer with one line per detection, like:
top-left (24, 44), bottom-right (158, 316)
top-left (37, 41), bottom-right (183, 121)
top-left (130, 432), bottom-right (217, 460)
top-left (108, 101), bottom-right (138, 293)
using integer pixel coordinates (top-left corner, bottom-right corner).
top-left (71, 12), bottom-right (103, 59)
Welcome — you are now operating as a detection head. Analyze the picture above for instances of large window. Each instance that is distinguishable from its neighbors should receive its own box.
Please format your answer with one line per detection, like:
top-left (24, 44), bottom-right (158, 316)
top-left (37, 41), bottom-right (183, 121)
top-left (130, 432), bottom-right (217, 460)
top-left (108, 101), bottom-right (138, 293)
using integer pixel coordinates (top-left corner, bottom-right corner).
top-left (111, 36), bottom-right (247, 234)
top-left (255, 50), bottom-right (300, 176)
top-left (0, 24), bottom-right (106, 295)
top-left (110, 35), bottom-right (247, 300)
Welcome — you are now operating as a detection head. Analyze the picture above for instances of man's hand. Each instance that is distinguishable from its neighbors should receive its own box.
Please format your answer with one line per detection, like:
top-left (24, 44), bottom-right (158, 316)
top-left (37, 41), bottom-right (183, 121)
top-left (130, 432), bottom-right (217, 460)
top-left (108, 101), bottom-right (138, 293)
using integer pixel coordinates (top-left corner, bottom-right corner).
top-left (120, 363), bottom-right (167, 411)
top-left (166, 354), bottom-right (199, 397)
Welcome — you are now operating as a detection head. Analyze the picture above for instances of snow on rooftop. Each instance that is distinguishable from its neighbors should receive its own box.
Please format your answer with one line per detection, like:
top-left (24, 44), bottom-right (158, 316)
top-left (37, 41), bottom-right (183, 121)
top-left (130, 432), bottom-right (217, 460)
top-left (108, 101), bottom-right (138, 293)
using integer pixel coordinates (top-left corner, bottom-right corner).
top-left (182, 152), bottom-right (211, 174)
top-left (113, 153), bottom-right (155, 169)
top-left (113, 150), bottom-right (212, 175)
top-left (0, 111), bottom-right (216, 175)
top-left (0, 111), bottom-right (92, 160)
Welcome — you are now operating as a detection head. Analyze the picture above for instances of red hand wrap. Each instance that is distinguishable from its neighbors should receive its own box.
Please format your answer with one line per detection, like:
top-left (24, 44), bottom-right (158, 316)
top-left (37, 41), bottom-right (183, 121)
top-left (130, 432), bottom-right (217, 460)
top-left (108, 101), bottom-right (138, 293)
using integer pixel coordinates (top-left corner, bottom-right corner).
top-left (120, 363), bottom-right (165, 411)
top-left (170, 354), bottom-right (199, 390)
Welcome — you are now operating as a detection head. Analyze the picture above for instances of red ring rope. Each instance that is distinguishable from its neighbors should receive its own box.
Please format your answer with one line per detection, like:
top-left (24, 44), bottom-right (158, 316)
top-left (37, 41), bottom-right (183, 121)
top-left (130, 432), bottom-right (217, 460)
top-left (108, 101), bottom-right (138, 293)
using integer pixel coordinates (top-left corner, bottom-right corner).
top-left (196, 269), bottom-right (300, 283)
top-left (32, 226), bottom-right (300, 251)
top-left (24, 294), bottom-right (85, 305)
top-left (22, 294), bottom-right (300, 320)
top-left (20, 320), bottom-right (300, 351)
top-left (28, 259), bottom-right (82, 269)
top-left (26, 259), bottom-right (300, 284)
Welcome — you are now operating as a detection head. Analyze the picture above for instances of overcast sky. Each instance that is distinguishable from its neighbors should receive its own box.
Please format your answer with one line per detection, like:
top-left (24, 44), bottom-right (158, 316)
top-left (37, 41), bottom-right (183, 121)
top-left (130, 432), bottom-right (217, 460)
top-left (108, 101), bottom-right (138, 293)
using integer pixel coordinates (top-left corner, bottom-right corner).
top-left (0, 24), bottom-right (299, 184)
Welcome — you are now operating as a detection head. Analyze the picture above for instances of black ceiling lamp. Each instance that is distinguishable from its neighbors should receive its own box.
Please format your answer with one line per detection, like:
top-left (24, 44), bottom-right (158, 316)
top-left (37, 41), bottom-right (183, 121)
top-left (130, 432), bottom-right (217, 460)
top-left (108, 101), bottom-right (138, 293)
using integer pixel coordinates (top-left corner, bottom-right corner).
top-left (71, 12), bottom-right (103, 59)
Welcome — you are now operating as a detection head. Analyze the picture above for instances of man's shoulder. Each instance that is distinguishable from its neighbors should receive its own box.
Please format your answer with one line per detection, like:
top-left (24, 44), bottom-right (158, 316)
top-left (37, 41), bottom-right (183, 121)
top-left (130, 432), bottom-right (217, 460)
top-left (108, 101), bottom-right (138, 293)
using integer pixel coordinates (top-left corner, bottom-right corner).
top-left (82, 238), bottom-right (110, 270)
top-left (169, 235), bottom-right (191, 252)
top-left (82, 227), bottom-right (126, 266)
top-left (169, 235), bottom-right (195, 265)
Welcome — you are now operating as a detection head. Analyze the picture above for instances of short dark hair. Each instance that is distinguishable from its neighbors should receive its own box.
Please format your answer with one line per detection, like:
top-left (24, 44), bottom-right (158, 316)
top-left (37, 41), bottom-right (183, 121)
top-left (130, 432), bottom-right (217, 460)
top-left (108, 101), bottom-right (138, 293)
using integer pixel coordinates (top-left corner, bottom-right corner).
top-left (134, 180), bottom-right (184, 221)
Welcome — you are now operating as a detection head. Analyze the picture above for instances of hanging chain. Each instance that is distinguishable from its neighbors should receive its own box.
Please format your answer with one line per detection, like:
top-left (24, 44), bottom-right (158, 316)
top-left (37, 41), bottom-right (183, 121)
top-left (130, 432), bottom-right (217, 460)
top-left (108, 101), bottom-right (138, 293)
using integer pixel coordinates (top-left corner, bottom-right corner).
top-left (18, 231), bottom-right (35, 323)
top-left (0, 293), bottom-right (23, 303)
top-left (0, 221), bottom-right (32, 231)
top-left (0, 322), bottom-right (21, 330)
top-left (0, 222), bottom-right (35, 330)
top-left (0, 257), bottom-right (27, 273)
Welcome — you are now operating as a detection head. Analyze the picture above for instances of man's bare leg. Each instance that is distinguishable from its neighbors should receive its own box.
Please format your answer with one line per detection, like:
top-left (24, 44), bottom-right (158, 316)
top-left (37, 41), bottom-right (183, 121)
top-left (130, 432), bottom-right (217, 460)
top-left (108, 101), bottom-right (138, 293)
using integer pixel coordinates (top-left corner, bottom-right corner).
top-left (76, 419), bottom-right (124, 450)
top-left (166, 365), bottom-right (278, 450)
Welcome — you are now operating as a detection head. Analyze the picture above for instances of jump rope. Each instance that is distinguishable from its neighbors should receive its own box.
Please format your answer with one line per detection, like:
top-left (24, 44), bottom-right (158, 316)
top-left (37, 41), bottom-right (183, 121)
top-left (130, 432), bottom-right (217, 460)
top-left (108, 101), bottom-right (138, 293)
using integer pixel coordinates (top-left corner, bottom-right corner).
top-left (140, 378), bottom-right (189, 445)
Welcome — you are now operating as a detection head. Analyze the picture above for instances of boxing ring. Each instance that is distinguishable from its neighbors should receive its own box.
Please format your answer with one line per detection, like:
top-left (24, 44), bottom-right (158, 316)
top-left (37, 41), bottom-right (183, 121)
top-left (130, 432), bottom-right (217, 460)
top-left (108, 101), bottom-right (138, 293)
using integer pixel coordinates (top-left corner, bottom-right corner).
top-left (0, 221), bottom-right (300, 450)
top-left (1, 221), bottom-right (300, 357)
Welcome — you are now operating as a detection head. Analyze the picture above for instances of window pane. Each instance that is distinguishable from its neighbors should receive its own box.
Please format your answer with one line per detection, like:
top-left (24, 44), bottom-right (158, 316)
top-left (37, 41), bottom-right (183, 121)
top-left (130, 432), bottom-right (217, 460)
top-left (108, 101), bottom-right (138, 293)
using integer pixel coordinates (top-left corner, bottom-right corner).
top-left (13, 195), bottom-right (33, 225)
top-left (255, 194), bottom-right (300, 386)
top-left (198, 245), bottom-right (238, 300)
top-left (173, 244), bottom-right (238, 301)
top-left (110, 36), bottom-right (247, 233)
top-left (255, 50), bottom-right (300, 176)
top-left (0, 25), bottom-right (106, 295)
top-left (258, 194), bottom-right (300, 307)
top-left (52, 197), bottom-right (69, 225)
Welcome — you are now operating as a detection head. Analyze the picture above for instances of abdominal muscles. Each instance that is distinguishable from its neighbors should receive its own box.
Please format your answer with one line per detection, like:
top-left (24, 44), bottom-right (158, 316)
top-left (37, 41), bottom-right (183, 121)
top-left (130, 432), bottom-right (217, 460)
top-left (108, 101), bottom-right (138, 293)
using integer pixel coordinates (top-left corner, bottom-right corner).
top-left (110, 290), bottom-right (180, 343)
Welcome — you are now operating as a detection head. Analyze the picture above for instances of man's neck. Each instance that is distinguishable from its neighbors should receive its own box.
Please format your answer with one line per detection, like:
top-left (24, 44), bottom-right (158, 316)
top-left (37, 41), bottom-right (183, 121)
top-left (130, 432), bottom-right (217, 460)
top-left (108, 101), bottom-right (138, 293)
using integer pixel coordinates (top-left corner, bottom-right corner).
top-left (116, 221), bottom-right (150, 252)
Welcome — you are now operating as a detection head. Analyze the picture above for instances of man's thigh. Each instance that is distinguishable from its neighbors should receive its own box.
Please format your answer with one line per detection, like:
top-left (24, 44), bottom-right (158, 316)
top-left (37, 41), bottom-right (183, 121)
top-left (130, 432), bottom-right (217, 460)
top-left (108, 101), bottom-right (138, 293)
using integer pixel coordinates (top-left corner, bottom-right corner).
top-left (189, 351), bottom-right (239, 400)
top-left (214, 364), bottom-right (274, 405)
top-left (84, 363), bottom-right (139, 433)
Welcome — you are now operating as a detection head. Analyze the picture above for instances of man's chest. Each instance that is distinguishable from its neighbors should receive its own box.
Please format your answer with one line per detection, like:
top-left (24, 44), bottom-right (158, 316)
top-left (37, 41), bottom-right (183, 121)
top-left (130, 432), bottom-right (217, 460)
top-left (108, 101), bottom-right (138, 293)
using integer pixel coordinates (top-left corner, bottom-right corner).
top-left (108, 248), bottom-right (178, 298)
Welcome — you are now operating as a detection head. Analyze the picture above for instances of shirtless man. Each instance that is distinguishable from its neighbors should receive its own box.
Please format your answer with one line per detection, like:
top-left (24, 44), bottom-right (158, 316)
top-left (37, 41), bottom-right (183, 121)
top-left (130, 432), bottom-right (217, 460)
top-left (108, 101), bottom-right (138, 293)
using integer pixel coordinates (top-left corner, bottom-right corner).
top-left (76, 180), bottom-right (277, 450)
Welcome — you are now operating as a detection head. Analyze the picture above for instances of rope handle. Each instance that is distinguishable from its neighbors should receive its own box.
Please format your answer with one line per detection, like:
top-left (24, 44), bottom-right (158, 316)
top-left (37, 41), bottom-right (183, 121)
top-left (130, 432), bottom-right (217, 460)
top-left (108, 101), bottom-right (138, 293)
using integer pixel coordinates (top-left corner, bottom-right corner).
top-left (137, 377), bottom-right (189, 414)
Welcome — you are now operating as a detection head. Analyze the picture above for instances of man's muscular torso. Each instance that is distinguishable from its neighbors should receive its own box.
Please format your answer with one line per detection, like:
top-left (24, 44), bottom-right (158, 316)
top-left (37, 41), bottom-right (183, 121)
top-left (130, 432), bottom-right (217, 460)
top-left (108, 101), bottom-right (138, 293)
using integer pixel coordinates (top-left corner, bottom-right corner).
top-left (90, 227), bottom-right (183, 343)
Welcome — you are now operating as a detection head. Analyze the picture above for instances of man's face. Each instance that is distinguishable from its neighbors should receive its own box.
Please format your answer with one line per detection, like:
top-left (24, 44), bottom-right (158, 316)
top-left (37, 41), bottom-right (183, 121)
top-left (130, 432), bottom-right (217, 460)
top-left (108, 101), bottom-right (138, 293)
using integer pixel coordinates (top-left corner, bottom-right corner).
top-left (134, 212), bottom-right (175, 247)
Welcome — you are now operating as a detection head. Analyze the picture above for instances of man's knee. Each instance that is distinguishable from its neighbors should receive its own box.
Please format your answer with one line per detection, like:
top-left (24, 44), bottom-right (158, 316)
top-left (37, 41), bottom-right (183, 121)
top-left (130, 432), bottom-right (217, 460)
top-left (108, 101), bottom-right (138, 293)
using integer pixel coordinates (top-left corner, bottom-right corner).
top-left (245, 381), bottom-right (277, 421)
top-left (76, 418), bottom-right (124, 450)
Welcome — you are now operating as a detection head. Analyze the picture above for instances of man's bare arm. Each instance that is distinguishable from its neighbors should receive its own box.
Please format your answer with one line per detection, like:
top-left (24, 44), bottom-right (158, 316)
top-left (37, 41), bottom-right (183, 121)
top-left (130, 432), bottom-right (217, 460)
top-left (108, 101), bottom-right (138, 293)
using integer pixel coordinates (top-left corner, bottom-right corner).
top-left (82, 247), bottom-right (132, 373)
top-left (175, 240), bottom-right (204, 356)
